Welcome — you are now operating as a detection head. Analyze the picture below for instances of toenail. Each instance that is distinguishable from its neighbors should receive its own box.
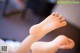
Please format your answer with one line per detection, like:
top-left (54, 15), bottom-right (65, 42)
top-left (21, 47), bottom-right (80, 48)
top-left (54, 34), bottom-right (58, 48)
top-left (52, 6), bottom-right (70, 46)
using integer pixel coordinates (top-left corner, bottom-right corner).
top-left (52, 12), bottom-right (55, 16)
top-left (55, 12), bottom-right (59, 16)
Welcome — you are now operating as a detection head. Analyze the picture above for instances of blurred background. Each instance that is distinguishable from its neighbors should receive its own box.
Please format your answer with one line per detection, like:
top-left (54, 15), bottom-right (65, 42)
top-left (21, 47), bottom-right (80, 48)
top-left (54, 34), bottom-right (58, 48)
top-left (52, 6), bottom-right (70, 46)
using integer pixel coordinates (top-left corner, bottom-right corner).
top-left (0, 0), bottom-right (80, 53)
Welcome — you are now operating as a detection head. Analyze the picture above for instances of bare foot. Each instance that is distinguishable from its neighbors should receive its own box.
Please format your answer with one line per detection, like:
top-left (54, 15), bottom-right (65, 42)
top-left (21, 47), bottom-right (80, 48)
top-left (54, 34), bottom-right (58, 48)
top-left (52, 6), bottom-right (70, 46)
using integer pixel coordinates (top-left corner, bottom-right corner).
top-left (15, 12), bottom-right (67, 53)
top-left (30, 12), bottom-right (67, 39)
top-left (59, 38), bottom-right (75, 49)
top-left (31, 35), bottom-right (75, 53)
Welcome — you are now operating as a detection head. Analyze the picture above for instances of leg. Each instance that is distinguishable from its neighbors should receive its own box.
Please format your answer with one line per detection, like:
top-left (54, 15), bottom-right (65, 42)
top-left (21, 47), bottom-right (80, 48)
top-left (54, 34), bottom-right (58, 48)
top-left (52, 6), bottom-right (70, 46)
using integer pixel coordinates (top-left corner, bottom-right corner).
top-left (15, 12), bottom-right (67, 53)
top-left (31, 35), bottom-right (75, 53)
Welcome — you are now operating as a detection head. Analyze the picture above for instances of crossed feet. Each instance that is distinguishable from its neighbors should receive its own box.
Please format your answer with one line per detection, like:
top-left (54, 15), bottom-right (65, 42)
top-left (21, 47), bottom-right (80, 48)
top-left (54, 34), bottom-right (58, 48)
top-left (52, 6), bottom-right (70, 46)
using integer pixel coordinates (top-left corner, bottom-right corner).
top-left (4, 12), bottom-right (74, 53)
top-left (31, 35), bottom-right (75, 53)
top-left (30, 12), bottom-right (74, 53)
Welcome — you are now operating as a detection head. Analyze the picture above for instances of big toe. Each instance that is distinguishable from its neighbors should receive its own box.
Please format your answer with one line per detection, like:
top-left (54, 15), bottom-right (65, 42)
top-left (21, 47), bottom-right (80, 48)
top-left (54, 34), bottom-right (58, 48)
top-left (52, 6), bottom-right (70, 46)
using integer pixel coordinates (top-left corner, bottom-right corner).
top-left (60, 21), bottom-right (67, 26)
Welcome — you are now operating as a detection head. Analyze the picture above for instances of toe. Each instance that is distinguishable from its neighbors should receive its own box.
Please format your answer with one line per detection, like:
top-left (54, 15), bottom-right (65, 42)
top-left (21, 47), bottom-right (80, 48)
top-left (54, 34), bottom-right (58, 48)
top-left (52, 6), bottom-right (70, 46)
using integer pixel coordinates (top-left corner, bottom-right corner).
top-left (61, 45), bottom-right (72, 49)
top-left (59, 15), bottom-right (62, 19)
top-left (55, 12), bottom-right (59, 17)
top-left (60, 17), bottom-right (65, 20)
top-left (60, 21), bottom-right (67, 26)
top-left (60, 18), bottom-right (66, 22)
top-left (59, 15), bottom-right (65, 20)
top-left (52, 12), bottom-right (55, 16)
top-left (68, 38), bottom-right (75, 48)
top-left (65, 45), bottom-right (73, 49)
top-left (60, 45), bottom-right (69, 49)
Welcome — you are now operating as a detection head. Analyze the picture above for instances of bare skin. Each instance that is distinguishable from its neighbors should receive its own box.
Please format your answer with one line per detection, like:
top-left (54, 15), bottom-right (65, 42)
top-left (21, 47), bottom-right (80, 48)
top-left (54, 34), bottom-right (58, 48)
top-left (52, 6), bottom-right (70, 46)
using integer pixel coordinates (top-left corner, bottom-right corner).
top-left (15, 12), bottom-right (67, 53)
top-left (0, 12), bottom-right (67, 53)
top-left (31, 35), bottom-right (75, 53)
top-left (30, 12), bottom-right (67, 40)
